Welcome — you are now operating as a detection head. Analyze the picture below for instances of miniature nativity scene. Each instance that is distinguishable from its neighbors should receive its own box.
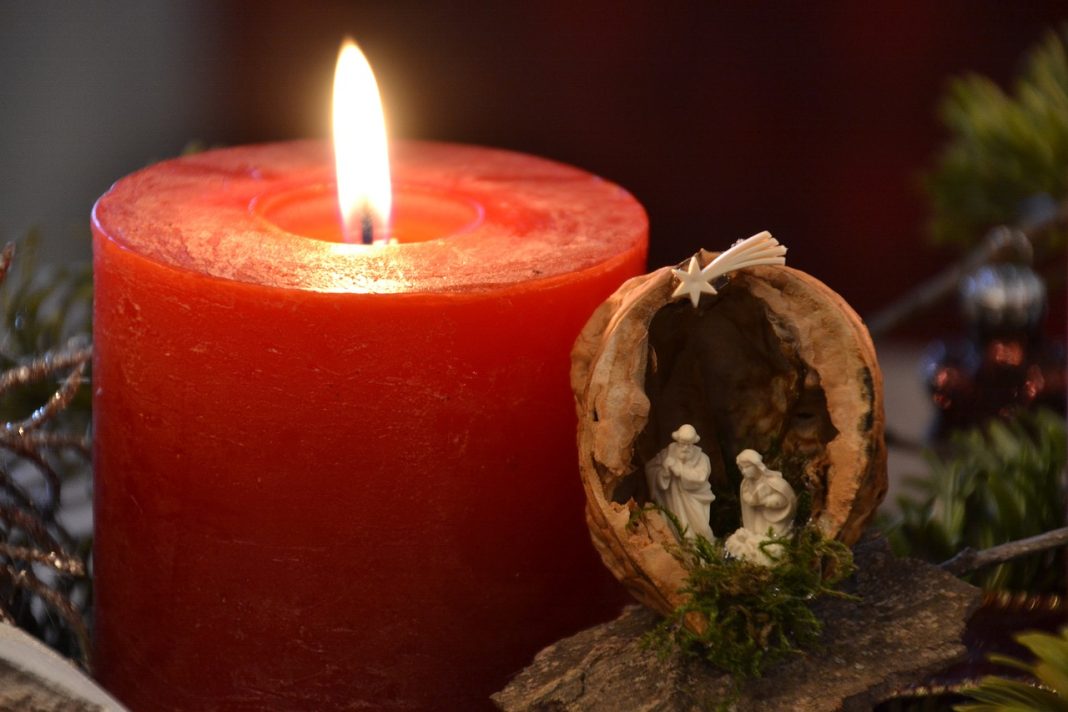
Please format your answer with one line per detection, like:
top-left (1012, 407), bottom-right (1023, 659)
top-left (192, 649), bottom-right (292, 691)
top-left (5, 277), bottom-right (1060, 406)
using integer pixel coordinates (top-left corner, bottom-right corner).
top-left (646, 424), bottom-right (798, 567)
top-left (570, 231), bottom-right (887, 611)
top-left (492, 234), bottom-right (987, 709)
top-left (497, 233), bottom-right (1059, 710)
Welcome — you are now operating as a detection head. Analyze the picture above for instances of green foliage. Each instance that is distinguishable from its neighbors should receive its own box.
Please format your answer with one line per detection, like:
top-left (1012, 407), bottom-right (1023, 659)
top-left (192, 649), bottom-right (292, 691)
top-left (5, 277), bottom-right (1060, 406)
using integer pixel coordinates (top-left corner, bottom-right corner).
top-left (644, 512), bottom-right (855, 682)
top-left (884, 410), bottom-right (1067, 592)
top-left (0, 233), bottom-right (94, 664)
top-left (957, 627), bottom-right (1068, 711)
top-left (0, 233), bottom-right (93, 427)
top-left (926, 26), bottom-right (1068, 247)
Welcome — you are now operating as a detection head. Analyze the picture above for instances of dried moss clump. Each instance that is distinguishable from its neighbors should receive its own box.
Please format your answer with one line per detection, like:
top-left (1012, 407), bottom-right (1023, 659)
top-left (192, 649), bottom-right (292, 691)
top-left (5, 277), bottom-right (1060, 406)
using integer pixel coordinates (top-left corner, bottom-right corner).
top-left (644, 514), bottom-right (855, 682)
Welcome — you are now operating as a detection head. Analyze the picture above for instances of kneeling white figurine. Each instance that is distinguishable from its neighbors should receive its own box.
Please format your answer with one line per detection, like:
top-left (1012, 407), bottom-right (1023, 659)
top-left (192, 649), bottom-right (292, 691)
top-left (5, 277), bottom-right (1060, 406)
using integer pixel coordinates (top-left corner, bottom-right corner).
top-left (645, 425), bottom-right (716, 542)
top-left (725, 449), bottom-right (797, 566)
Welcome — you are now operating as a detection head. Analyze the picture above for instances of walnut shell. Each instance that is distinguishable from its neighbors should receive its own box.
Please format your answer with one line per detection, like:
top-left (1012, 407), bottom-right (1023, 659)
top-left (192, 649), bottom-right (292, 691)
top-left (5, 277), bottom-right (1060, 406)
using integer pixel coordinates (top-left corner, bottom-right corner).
top-left (571, 252), bottom-right (887, 616)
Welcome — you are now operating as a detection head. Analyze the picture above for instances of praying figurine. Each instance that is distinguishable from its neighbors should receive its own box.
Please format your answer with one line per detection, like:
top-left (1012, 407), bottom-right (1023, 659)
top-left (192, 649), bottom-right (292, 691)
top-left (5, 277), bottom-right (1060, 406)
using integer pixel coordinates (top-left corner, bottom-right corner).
top-left (725, 449), bottom-right (797, 566)
top-left (645, 425), bottom-right (716, 542)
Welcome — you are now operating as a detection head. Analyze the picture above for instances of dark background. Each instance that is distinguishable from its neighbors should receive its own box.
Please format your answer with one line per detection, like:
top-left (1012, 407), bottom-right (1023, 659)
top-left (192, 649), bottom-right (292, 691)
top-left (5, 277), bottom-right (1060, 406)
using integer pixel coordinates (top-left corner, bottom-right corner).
top-left (2, 1), bottom-right (1065, 326)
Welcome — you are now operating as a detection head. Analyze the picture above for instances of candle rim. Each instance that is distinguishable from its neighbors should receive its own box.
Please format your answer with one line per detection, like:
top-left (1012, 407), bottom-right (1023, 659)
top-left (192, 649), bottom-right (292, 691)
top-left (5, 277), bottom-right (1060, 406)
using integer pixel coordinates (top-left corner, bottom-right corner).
top-left (92, 140), bottom-right (648, 295)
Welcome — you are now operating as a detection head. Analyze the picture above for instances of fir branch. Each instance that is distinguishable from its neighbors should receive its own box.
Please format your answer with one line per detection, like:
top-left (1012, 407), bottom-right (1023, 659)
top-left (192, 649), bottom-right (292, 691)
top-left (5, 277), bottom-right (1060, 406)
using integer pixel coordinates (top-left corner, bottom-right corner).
top-left (956, 627), bottom-right (1068, 711)
top-left (926, 26), bottom-right (1068, 249)
top-left (0, 240), bottom-right (94, 666)
top-left (883, 409), bottom-right (1068, 592)
top-left (2, 341), bottom-right (90, 433)
top-left (0, 234), bottom-right (92, 427)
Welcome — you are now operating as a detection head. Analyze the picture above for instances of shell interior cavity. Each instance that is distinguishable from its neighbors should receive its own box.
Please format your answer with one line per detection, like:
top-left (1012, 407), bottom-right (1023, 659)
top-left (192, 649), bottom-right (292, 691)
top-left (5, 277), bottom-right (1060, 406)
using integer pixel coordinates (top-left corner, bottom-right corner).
top-left (571, 240), bottom-right (887, 615)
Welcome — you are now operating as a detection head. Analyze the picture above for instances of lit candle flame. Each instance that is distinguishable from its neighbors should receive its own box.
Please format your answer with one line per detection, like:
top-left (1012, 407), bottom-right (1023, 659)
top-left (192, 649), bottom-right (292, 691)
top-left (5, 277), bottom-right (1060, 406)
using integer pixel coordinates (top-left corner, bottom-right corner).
top-left (332, 39), bottom-right (391, 245)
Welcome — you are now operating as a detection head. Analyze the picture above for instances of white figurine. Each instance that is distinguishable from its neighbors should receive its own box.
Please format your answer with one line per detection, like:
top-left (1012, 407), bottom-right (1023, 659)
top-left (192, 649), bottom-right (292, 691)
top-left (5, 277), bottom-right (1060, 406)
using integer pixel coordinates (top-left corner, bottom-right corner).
top-left (645, 425), bottom-right (716, 542)
top-left (725, 449), bottom-right (797, 566)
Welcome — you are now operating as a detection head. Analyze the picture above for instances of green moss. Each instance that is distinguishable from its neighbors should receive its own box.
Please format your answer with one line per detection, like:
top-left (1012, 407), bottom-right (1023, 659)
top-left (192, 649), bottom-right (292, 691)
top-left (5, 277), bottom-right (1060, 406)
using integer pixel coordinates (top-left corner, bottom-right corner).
top-left (643, 508), bottom-right (855, 682)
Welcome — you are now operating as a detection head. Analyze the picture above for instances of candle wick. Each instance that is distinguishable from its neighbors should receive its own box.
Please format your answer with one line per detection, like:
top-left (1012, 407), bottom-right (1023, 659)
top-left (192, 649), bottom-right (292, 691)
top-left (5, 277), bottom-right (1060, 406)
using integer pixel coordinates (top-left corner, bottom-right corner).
top-left (361, 210), bottom-right (374, 245)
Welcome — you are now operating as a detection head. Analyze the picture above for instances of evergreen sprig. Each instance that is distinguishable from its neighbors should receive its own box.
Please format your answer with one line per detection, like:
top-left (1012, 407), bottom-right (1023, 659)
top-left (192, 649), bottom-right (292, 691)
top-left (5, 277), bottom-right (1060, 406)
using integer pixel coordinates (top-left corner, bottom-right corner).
top-left (644, 512), bottom-right (855, 682)
top-left (926, 26), bottom-right (1068, 248)
top-left (0, 235), bottom-right (94, 664)
top-left (0, 232), bottom-right (92, 428)
top-left (957, 627), bottom-right (1068, 712)
top-left (884, 410), bottom-right (1067, 592)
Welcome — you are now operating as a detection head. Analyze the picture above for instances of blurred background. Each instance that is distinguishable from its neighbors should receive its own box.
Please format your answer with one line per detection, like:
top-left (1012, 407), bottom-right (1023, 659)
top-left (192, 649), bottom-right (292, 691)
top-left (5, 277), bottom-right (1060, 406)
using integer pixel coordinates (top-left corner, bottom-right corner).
top-left (1, 5), bottom-right (1068, 700)
top-left (1, 0), bottom-right (1065, 322)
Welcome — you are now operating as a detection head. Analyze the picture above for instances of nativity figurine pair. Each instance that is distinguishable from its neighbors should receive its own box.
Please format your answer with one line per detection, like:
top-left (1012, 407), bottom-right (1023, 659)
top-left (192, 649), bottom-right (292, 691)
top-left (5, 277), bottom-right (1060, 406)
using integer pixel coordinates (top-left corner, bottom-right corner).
top-left (645, 425), bottom-right (797, 566)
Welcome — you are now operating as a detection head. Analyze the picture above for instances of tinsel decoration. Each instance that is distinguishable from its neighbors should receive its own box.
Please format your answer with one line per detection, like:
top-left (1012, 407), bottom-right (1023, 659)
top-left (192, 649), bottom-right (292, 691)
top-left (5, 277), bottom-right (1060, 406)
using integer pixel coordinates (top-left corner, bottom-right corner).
top-left (0, 241), bottom-right (93, 667)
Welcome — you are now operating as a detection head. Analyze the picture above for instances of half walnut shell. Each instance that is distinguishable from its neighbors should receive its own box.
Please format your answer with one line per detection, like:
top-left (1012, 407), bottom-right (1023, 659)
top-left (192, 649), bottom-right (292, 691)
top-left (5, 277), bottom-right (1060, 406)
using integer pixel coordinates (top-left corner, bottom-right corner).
top-left (571, 248), bottom-right (887, 617)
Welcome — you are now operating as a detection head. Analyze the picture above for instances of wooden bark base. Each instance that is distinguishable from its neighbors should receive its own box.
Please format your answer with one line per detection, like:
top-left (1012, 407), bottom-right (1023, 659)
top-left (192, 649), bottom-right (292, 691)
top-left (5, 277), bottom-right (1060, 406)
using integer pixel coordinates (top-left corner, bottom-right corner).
top-left (0, 623), bottom-right (125, 712)
top-left (0, 660), bottom-right (101, 712)
top-left (493, 536), bottom-right (979, 712)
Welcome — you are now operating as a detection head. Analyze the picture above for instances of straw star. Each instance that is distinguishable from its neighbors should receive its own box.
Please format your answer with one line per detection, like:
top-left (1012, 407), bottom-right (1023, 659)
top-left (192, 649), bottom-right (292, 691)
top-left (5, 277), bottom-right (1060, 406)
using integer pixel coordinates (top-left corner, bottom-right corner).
top-left (669, 233), bottom-right (788, 309)
top-left (671, 255), bottom-right (717, 307)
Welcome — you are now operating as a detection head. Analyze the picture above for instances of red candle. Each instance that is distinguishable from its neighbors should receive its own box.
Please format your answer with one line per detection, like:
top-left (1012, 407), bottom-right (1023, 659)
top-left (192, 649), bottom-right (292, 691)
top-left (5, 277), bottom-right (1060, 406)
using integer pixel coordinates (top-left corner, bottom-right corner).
top-left (91, 139), bottom-right (647, 710)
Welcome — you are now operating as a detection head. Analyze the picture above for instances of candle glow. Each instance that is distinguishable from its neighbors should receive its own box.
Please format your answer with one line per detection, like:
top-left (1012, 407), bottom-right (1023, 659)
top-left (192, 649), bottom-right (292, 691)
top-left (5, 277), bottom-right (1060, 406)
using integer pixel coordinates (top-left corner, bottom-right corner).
top-left (92, 40), bottom-right (648, 709)
top-left (332, 39), bottom-right (392, 244)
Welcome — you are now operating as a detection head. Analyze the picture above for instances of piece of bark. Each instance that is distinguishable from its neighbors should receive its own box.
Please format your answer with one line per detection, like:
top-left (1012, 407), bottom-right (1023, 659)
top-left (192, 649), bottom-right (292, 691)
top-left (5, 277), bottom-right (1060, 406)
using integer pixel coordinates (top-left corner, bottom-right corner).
top-left (0, 623), bottom-right (127, 711)
top-left (493, 536), bottom-right (979, 712)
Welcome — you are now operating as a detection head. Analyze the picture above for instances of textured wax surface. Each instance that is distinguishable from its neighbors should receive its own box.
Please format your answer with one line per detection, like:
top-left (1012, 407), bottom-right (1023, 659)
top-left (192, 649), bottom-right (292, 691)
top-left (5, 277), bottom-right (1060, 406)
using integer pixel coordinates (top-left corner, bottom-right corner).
top-left (92, 140), bottom-right (646, 293)
top-left (92, 142), bottom-right (647, 711)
